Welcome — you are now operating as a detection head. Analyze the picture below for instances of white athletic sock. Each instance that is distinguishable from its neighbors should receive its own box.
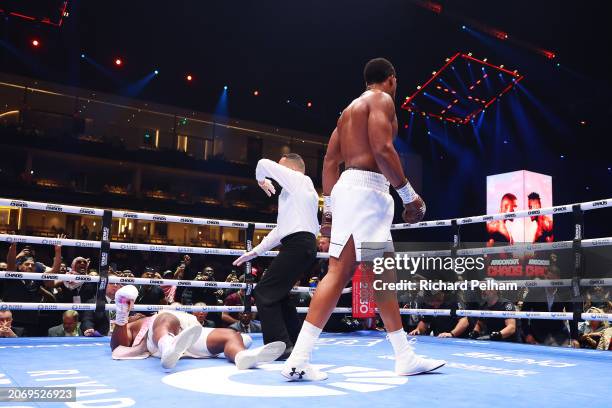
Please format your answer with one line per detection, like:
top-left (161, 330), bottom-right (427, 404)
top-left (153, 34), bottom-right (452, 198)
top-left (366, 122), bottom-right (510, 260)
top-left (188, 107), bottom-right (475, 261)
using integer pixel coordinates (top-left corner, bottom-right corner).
top-left (287, 321), bottom-right (322, 364)
top-left (157, 333), bottom-right (175, 355)
top-left (388, 329), bottom-right (412, 356)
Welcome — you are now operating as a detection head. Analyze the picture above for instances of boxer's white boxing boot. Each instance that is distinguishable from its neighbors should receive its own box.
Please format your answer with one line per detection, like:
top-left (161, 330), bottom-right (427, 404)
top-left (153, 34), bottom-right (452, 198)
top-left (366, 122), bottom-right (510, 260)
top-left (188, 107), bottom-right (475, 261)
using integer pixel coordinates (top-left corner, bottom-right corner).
top-left (281, 321), bottom-right (327, 381)
top-left (281, 362), bottom-right (328, 381)
top-left (390, 329), bottom-right (446, 375)
top-left (235, 341), bottom-right (286, 370)
top-left (114, 285), bottom-right (139, 326)
top-left (159, 325), bottom-right (202, 370)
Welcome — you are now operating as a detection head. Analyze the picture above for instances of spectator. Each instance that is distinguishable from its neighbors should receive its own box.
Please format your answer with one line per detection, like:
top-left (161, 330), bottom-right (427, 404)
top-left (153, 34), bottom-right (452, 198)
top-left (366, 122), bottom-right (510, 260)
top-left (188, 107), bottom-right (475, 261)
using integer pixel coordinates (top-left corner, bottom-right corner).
top-left (56, 257), bottom-right (97, 304)
top-left (173, 255), bottom-right (196, 302)
top-left (3, 242), bottom-right (61, 336)
top-left (160, 270), bottom-right (176, 304)
top-left (317, 236), bottom-right (330, 253)
top-left (223, 289), bottom-right (254, 326)
top-left (469, 289), bottom-right (518, 342)
top-left (192, 302), bottom-right (216, 328)
top-left (577, 307), bottom-right (609, 349)
top-left (229, 312), bottom-right (262, 333)
top-left (136, 268), bottom-right (167, 315)
top-left (584, 286), bottom-right (611, 312)
top-left (409, 291), bottom-right (469, 338)
top-left (0, 310), bottom-right (21, 337)
top-left (522, 280), bottom-right (573, 347)
top-left (0, 262), bottom-right (7, 270)
top-left (48, 310), bottom-right (83, 337)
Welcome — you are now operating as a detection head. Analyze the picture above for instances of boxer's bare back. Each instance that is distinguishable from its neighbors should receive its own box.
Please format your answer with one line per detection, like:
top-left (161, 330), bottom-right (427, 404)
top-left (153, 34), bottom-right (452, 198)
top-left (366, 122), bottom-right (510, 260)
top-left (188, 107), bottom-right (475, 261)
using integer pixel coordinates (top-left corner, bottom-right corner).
top-left (323, 89), bottom-right (407, 194)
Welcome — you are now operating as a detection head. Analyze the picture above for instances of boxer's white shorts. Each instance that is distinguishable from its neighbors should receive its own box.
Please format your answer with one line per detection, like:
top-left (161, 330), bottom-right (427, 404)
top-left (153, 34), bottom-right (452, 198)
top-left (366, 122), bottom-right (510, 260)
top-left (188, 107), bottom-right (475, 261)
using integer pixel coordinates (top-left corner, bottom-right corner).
top-left (329, 169), bottom-right (395, 262)
top-left (146, 310), bottom-right (215, 357)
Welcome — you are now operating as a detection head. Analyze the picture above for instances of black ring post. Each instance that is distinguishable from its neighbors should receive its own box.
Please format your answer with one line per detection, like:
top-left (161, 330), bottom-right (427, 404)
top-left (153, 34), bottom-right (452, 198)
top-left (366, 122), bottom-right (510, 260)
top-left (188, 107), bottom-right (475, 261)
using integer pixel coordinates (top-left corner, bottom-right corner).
top-left (570, 204), bottom-right (584, 341)
top-left (450, 219), bottom-right (460, 319)
top-left (243, 223), bottom-right (255, 313)
top-left (95, 210), bottom-right (112, 314)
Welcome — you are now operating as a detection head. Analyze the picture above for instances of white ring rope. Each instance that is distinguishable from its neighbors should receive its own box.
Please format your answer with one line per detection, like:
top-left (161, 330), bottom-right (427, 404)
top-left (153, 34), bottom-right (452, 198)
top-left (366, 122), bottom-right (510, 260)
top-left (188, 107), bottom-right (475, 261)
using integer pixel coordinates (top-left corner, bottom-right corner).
top-left (1, 196), bottom-right (610, 231)
top-left (0, 234), bottom-right (330, 259)
top-left (0, 271), bottom-right (351, 294)
top-left (391, 198), bottom-right (611, 230)
top-left (0, 302), bottom-right (349, 314)
top-left (1, 302), bottom-right (610, 321)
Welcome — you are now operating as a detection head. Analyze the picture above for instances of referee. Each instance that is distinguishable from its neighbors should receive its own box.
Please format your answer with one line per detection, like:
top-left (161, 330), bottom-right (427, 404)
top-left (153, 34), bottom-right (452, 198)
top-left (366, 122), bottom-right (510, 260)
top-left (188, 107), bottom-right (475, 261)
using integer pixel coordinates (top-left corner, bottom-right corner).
top-left (233, 154), bottom-right (319, 358)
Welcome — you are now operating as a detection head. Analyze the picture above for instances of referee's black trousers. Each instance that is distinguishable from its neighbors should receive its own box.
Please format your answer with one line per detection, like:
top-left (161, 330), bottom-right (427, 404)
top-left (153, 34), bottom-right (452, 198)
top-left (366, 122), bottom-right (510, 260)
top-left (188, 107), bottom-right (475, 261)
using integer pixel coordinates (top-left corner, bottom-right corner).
top-left (254, 231), bottom-right (317, 348)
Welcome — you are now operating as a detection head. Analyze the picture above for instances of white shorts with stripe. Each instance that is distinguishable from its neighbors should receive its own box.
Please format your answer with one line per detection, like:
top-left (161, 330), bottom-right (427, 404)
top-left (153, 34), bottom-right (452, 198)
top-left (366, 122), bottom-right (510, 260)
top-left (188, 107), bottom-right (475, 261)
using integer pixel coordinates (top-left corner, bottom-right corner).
top-left (329, 169), bottom-right (395, 262)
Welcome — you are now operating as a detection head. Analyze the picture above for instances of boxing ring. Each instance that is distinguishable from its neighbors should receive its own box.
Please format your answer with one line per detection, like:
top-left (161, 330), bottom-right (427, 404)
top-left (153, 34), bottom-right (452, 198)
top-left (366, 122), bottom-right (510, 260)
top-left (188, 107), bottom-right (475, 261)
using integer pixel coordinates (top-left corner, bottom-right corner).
top-left (1, 196), bottom-right (612, 407)
top-left (1, 333), bottom-right (611, 407)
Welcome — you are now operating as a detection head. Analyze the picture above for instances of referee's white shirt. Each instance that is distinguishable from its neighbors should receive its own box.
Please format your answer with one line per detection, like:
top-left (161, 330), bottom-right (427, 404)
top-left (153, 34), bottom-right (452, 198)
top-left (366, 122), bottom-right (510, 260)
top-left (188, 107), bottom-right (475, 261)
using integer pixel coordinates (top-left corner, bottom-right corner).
top-left (253, 159), bottom-right (319, 254)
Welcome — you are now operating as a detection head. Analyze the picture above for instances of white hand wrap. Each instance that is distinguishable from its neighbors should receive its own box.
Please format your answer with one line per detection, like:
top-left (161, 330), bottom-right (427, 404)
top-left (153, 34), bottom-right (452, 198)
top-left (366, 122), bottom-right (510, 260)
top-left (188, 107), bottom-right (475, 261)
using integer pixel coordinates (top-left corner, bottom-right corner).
top-left (323, 195), bottom-right (332, 214)
top-left (395, 180), bottom-right (418, 204)
top-left (114, 285), bottom-right (138, 326)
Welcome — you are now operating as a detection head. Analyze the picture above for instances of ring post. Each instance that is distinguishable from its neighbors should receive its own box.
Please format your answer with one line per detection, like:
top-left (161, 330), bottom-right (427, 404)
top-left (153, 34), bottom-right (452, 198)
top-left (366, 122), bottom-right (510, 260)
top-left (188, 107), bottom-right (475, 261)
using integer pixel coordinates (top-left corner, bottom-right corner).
top-left (243, 223), bottom-right (255, 313)
top-left (570, 204), bottom-right (584, 341)
top-left (450, 219), bottom-right (460, 319)
top-left (95, 210), bottom-right (112, 314)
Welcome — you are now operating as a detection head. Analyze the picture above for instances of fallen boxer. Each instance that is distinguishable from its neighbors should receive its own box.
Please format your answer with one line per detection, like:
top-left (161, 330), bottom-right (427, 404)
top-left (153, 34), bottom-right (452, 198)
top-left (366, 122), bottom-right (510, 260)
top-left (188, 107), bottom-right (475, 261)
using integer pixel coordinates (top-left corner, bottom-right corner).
top-left (110, 285), bottom-right (285, 370)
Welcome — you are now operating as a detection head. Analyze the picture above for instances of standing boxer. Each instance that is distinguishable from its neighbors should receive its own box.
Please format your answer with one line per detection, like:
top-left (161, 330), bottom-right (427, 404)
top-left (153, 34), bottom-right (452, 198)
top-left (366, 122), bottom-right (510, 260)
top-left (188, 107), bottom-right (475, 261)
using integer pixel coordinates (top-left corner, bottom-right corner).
top-left (233, 153), bottom-right (319, 358)
top-left (281, 58), bottom-right (445, 381)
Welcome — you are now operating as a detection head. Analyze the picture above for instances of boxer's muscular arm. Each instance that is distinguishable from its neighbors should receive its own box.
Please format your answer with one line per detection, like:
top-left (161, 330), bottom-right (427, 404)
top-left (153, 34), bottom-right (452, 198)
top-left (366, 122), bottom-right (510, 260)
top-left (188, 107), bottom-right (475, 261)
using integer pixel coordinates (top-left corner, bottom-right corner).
top-left (322, 127), bottom-right (342, 196)
top-left (367, 93), bottom-right (406, 188)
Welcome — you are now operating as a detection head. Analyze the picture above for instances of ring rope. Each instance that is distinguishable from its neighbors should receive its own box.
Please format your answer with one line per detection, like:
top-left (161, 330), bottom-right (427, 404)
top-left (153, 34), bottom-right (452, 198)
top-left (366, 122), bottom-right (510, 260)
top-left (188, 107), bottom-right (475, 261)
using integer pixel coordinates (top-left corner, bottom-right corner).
top-left (1, 302), bottom-right (610, 321)
top-left (0, 234), bottom-right (330, 259)
top-left (1, 196), bottom-right (610, 231)
top-left (0, 271), bottom-right (351, 294)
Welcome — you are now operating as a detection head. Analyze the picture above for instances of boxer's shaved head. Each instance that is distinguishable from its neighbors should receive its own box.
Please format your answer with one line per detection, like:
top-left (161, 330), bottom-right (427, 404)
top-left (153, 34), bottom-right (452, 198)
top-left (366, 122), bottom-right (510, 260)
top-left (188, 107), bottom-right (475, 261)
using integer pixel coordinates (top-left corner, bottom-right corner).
top-left (280, 153), bottom-right (305, 173)
top-left (364, 58), bottom-right (396, 85)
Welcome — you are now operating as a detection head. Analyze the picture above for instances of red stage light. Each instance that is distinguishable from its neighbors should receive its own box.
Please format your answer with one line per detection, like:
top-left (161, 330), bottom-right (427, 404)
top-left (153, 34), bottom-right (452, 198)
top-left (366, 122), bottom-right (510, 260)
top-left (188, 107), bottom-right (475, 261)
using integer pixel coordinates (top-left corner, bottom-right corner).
top-left (115, 58), bottom-right (123, 66)
top-left (307, 102), bottom-right (312, 108)
top-left (186, 75), bottom-right (193, 81)
top-left (31, 39), bottom-right (40, 47)
top-left (542, 50), bottom-right (556, 59)
top-left (253, 90), bottom-right (259, 96)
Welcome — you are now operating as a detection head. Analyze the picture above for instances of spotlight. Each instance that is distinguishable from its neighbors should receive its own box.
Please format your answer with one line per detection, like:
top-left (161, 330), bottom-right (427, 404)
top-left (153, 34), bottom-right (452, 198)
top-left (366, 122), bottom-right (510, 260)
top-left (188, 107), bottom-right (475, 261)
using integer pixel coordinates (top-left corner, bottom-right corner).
top-left (560, 155), bottom-right (565, 159)
top-left (115, 58), bottom-right (123, 66)
top-left (580, 120), bottom-right (586, 125)
top-left (504, 140), bottom-right (508, 144)
top-left (186, 74), bottom-right (193, 81)
top-left (556, 63), bottom-right (561, 67)
top-left (154, 70), bottom-right (159, 75)
top-left (253, 90), bottom-right (259, 96)
top-left (427, 131), bottom-right (431, 135)
top-left (31, 39), bottom-right (40, 47)
top-left (307, 102), bottom-right (313, 108)
top-left (223, 85), bottom-right (228, 90)
top-left (462, 25), bottom-right (466, 29)
top-left (81, 53), bottom-right (85, 59)
top-left (286, 99), bottom-right (290, 103)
